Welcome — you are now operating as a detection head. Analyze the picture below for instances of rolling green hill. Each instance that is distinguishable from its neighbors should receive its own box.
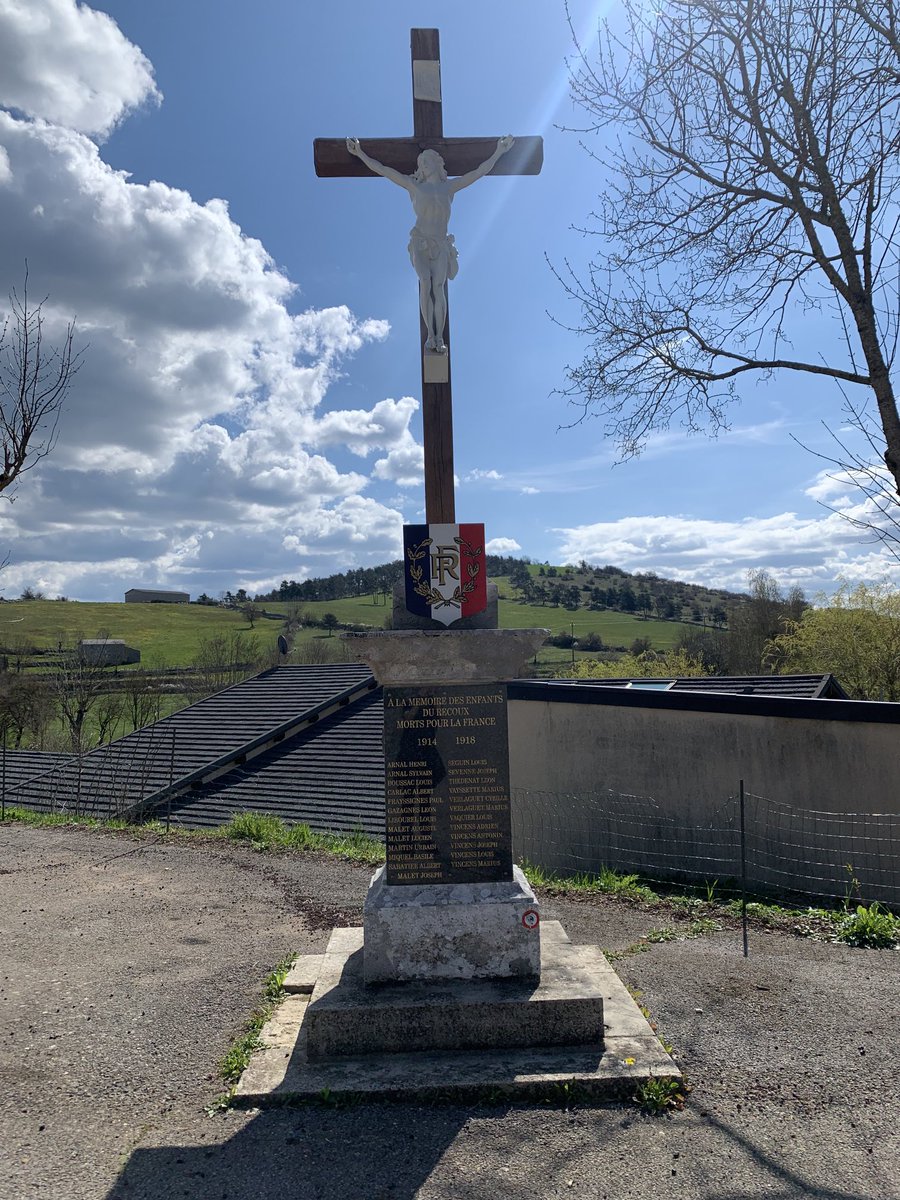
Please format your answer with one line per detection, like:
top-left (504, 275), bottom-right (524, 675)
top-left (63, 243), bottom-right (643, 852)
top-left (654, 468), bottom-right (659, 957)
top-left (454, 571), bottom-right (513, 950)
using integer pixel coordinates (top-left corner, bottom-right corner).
top-left (0, 585), bottom-right (693, 673)
top-left (0, 600), bottom-right (274, 667)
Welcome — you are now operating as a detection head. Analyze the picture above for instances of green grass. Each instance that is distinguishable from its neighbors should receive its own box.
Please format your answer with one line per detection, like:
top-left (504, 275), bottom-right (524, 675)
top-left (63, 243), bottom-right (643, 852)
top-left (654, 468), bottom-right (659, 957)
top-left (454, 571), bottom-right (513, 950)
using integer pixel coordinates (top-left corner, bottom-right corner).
top-left (224, 812), bottom-right (384, 864)
top-left (0, 599), bottom-right (275, 667)
top-left (281, 588), bottom-right (692, 652)
top-left (2, 806), bottom-right (385, 866)
top-left (522, 861), bottom-right (900, 950)
top-left (520, 861), bottom-right (659, 903)
top-left (0, 589), bottom-right (692, 678)
top-left (495, 597), bottom-right (690, 649)
top-left (216, 951), bottom-right (296, 1100)
top-left (634, 1076), bottom-right (685, 1114)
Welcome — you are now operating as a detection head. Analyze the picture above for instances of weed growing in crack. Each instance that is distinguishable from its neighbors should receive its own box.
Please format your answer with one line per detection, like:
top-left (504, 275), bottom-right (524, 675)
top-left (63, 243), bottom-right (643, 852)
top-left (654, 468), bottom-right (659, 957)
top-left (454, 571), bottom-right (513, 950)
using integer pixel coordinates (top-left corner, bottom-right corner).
top-left (634, 1075), bottom-right (685, 1114)
top-left (211, 951), bottom-right (297, 1110)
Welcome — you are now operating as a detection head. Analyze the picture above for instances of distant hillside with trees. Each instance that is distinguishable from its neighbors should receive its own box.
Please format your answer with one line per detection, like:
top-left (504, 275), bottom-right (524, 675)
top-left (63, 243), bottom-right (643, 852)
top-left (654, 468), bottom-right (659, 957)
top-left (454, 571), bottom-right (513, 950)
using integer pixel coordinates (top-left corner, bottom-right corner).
top-left (251, 554), bottom-right (748, 627)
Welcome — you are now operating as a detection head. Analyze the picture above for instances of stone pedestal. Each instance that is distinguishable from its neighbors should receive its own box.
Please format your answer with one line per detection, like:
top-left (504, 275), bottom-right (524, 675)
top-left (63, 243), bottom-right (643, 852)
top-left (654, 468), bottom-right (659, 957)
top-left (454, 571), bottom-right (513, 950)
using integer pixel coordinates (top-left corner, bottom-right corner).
top-left (344, 627), bottom-right (547, 985)
top-left (304, 923), bottom-right (603, 1062)
top-left (234, 632), bottom-right (681, 1103)
top-left (363, 864), bottom-right (540, 983)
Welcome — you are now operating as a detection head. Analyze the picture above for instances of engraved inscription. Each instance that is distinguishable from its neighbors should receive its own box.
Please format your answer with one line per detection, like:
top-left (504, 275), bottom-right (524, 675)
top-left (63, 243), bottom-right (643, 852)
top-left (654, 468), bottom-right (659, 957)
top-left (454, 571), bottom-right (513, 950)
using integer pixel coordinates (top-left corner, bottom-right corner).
top-left (383, 683), bottom-right (513, 886)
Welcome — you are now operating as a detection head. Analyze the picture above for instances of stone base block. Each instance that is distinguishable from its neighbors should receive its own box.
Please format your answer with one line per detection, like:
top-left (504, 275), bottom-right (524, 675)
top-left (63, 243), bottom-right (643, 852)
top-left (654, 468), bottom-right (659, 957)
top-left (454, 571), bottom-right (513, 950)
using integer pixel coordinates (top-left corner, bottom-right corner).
top-left (304, 922), bottom-right (602, 1061)
top-left (234, 921), bottom-right (682, 1103)
top-left (362, 864), bottom-right (540, 983)
top-left (343, 628), bottom-right (548, 687)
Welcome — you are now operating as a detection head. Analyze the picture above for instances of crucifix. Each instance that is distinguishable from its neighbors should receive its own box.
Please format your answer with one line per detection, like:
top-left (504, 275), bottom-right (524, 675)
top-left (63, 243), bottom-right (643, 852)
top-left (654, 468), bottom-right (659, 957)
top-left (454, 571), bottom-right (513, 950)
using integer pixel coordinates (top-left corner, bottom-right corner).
top-left (313, 28), bottom-right (543, 525)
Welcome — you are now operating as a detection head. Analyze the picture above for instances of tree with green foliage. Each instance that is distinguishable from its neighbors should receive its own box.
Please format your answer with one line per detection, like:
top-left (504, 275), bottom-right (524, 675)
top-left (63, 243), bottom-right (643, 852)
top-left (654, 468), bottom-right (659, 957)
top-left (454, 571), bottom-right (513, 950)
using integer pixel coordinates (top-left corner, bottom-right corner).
top-left (767, 581), bottom-right (900, 699)
top-left (321, 612), bottom-right (340, 637)
top-left (560, 648), bottom-right (707, 680)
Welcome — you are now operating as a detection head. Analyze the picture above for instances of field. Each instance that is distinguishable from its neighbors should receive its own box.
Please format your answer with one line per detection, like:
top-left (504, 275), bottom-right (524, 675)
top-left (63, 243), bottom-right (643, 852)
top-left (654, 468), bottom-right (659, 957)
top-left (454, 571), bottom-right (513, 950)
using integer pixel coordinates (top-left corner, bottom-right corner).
top-left (0, 587), bottom-right (693, 677)
top-left (0, 600), bottom-right (277, 667)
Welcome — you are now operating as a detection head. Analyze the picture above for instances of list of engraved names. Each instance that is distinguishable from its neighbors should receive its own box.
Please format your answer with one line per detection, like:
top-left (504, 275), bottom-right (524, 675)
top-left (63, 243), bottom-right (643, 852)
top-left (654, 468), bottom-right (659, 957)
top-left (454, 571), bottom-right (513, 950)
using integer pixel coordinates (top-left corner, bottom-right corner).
top-left (383, 684), bottom-right (513, 886)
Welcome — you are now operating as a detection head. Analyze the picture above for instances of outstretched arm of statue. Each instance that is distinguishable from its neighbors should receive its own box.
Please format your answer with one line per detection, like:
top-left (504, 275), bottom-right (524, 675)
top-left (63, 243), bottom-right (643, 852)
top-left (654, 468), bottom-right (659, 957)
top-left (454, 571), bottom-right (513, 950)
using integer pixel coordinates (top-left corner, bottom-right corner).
top-left (346, 138), bottom-right (413, 191)
top-left (449, 135), bottom-right (515, 194)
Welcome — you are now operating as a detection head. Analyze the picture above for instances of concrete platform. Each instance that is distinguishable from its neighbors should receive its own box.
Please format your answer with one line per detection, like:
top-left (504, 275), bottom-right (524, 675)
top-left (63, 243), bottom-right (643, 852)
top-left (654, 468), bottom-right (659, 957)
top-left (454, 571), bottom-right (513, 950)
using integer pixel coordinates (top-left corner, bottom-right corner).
top-left (235, 922), bottom-right (681, 1103)
top-left (304, 925), bottom-right (602, 1059)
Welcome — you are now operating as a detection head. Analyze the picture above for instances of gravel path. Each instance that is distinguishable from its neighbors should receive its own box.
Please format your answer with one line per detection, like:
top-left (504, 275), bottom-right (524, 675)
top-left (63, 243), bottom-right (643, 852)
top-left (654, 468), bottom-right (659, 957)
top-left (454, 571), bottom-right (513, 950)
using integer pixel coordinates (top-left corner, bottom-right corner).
top-left (1, 823), bottom-right (897, 1200)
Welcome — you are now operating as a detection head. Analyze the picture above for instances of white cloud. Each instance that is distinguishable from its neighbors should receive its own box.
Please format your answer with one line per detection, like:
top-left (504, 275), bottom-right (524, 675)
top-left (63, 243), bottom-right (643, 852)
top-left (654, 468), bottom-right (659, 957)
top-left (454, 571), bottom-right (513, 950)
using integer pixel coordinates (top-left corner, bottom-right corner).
top-left (465, 468), bottom-right (503, 482)
top-left (520, 485), bottom-right (540, 495)
top-left (0, 7), bottom-right (413, 600)
top-left (555, 511), bottom-right (900, 594)
top-left (486, 537), bottom-right (521, 554)
top-left (0, 0), bottom-right (160, 138)
top-left (372, 438), bottom-right (425, 486)
top-left (312, 397), bottom-right (418, 455)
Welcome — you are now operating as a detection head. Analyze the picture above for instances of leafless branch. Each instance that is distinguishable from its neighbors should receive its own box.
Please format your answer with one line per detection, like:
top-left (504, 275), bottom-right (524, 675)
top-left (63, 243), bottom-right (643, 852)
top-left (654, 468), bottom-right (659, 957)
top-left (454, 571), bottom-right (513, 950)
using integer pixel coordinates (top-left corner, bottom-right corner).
top-left (560, 0), bottom-right (900, 501)
top-left (0, 265), bottom-right (83, 498)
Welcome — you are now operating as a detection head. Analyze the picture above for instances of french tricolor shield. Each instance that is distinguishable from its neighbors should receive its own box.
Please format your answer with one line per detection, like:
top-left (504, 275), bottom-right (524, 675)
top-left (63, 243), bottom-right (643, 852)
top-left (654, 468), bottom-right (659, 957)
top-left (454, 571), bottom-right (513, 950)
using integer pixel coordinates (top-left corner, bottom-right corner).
top-left (403, 523), bottom-right (487, 626)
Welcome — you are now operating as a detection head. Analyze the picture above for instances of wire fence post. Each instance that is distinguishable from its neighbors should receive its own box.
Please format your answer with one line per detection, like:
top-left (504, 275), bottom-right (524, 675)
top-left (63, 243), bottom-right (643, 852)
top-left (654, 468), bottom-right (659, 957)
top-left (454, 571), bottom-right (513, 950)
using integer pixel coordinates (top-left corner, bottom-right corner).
top-left (166, 726), bottom-right (175, 834)
top-left (1, 741), bottom-right (5, 821)
top-left (740, 778), bottom-right (748, 958)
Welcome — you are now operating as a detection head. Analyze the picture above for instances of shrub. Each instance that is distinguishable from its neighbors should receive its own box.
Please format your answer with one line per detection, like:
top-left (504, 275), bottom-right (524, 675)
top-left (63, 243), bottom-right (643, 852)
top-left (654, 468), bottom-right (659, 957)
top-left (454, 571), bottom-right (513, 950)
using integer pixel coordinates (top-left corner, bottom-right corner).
top-left (577, 631), bottom-right (605, 651)
top-left (835, 903), bottom-right (900, 949)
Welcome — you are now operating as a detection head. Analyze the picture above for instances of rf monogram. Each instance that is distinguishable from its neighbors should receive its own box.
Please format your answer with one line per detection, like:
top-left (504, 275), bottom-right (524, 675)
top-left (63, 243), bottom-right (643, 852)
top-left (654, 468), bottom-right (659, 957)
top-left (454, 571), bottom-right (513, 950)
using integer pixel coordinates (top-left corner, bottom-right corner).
top-left (430, 544), bottom-right (460, 586)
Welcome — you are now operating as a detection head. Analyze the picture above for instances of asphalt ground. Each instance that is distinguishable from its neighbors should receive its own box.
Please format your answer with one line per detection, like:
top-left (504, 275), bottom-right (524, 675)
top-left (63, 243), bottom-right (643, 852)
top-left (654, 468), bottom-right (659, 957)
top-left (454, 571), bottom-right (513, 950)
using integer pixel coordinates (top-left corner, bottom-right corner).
top-left (1, 822), bottom-right (897, 1200)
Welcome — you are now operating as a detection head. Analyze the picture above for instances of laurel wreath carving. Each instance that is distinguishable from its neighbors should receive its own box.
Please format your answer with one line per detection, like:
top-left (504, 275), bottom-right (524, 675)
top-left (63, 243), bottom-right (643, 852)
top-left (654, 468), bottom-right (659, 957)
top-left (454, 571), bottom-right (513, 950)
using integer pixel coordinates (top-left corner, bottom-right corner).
top-left (405, 534), bottom-right (483, 610)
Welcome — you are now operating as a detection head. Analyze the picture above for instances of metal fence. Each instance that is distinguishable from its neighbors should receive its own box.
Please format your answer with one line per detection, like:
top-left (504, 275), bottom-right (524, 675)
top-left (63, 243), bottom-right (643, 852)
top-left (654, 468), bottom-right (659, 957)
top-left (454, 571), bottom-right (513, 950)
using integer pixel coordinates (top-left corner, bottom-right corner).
top-left (511, 783), bottom-right (900, 907)
top-left (1, 726), bottom-right (177, 822)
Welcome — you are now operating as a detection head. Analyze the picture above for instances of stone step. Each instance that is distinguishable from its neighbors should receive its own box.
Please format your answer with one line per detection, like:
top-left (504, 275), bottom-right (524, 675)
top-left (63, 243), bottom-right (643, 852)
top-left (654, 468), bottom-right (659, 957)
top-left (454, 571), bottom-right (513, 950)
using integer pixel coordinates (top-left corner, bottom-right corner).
top-left (304, 926), bottom-right (605, 1061)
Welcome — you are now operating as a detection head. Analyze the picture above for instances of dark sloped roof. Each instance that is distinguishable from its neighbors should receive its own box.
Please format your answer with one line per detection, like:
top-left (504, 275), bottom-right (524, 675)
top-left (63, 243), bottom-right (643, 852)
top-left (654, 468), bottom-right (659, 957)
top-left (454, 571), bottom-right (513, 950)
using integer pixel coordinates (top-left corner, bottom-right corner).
top-left (162, 688), bottom-right (384, 836)
top-left (542, 674), bottom-right (848, 699)
top-left (11, 664), bottom-right (377, 820)
top-left (0, 750), bottom-right (69, 801)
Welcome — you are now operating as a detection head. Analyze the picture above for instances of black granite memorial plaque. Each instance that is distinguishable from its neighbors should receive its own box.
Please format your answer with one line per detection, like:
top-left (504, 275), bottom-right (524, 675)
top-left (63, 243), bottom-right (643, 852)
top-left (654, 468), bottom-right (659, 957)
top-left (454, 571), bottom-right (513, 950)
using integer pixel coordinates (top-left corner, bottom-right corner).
top-left (383, 683), bottom-right (513, 886)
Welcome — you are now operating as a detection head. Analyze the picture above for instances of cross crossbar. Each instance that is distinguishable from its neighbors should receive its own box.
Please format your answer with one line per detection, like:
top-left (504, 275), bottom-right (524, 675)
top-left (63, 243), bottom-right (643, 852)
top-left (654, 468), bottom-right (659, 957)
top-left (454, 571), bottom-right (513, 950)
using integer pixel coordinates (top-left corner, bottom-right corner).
top-left (313, 137), bottom-right (543, 178)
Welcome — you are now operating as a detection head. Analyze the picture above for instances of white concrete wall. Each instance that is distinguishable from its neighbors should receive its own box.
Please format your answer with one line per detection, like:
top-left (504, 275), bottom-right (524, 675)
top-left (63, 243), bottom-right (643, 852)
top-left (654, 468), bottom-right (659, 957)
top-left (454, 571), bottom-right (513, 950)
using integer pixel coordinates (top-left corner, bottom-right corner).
top-left (507, 693), bottom-right (900, 903)
top-left (509, 698), bottom-right (899, 816)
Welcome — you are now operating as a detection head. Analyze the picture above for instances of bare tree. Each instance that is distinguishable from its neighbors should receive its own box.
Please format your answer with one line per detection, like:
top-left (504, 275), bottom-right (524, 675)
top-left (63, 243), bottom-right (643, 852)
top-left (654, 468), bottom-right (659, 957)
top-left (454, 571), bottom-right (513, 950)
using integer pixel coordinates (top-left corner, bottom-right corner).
top-left (0, 673), bottom-right (53, 748)
top-left (726, 568), bottom-right (806, 673)
top-left (560, 0), bottom-right (900, 509)
top-left (121, 668), bottom-right (161, 733)
top-left (186, 631), bottom-right (261, 702)
top-left (52, 645), bottom-right (108, 754)
top-left (92, 690), bottom-right (124, 745)
top-left (0, 267), bottom-right (81, 497)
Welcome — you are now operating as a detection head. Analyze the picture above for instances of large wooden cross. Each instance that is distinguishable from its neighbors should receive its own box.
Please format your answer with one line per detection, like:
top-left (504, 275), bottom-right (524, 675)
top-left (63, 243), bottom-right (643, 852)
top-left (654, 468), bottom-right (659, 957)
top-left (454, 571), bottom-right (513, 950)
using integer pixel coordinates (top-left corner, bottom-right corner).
top-left (313, 28), bottom-right (542, 524)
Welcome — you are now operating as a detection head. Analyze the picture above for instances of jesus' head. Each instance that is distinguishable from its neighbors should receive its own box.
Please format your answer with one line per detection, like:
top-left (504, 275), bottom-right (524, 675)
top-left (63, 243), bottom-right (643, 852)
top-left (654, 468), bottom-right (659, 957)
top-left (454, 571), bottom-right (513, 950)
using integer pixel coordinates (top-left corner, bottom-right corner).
top-left (414, 149), bottom-right (448, 183)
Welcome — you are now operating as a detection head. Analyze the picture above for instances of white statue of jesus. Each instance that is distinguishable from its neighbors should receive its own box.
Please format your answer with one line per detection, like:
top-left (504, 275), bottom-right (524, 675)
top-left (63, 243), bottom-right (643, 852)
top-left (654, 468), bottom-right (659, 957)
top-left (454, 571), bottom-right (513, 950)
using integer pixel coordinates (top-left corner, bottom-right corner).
top-left (346, 136), bottom-right (515, 354)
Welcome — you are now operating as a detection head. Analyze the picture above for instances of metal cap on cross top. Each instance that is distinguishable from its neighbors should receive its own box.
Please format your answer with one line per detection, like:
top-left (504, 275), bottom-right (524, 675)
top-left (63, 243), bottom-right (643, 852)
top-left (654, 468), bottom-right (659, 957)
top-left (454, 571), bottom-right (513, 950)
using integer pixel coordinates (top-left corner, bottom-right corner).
top-left (313, 28), bottom-right (543, 525)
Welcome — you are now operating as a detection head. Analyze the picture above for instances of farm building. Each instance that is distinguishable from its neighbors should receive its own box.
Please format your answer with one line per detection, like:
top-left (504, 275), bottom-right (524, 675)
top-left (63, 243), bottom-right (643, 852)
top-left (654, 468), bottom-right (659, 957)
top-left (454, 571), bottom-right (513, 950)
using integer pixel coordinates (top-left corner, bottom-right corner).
top-left (78, 639), bottom-right (141, 667)
top-left (124, 588), bottom-right (189, 604)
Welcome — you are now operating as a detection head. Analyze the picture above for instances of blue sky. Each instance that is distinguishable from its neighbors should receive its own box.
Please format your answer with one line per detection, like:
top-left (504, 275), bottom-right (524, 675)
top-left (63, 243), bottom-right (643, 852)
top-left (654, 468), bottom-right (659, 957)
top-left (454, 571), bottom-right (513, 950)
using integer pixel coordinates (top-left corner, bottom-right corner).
top-left (0, 0), bottom-right (897, 601)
